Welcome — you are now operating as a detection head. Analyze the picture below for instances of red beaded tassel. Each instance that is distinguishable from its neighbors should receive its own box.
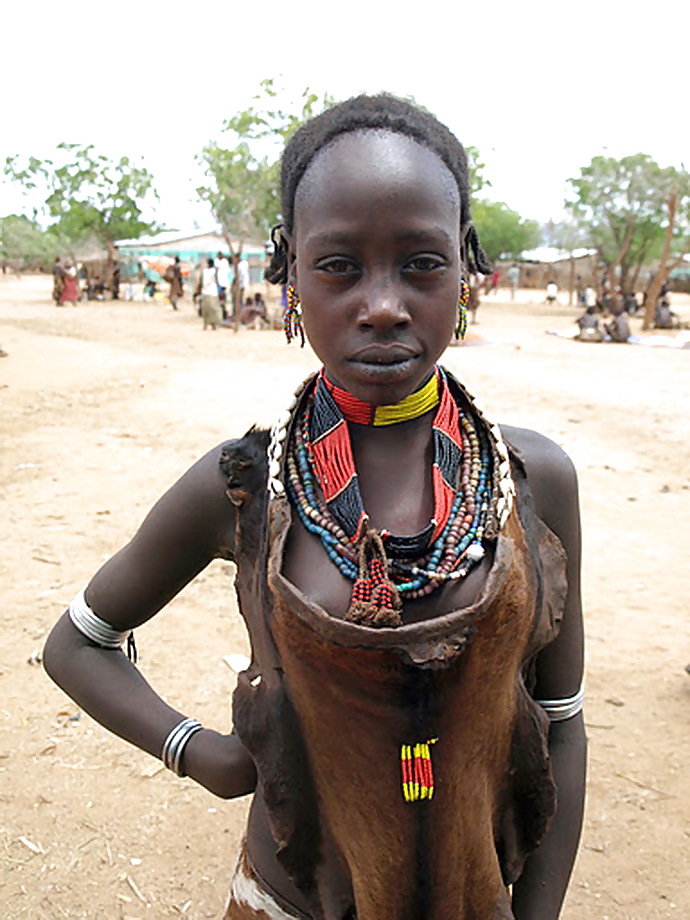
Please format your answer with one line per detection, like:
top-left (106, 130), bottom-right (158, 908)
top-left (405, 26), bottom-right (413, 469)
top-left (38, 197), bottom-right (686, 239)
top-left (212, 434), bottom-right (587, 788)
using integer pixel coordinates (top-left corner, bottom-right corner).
top-left (401, 738), bottom-right (438, 802)
top-left (346, 529), bottom-right (402, 627)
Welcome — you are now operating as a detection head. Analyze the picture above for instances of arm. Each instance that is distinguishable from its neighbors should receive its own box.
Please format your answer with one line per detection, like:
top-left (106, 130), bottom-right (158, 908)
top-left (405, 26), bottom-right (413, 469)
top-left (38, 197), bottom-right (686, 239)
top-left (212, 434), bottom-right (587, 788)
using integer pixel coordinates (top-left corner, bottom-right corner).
top-left (503, 428), bottom-right (587, 920)
top-left (43, 442), bottom-right (257, 799)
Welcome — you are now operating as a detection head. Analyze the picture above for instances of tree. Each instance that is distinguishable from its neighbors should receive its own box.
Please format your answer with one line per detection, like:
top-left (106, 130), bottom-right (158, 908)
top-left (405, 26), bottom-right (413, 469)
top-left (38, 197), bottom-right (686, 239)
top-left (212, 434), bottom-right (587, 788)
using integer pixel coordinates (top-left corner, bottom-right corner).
top-left (547, 220), bottom-right (593, 304)
top-left (641, 182), bottom-right (690, 328)
top-left (0, 214), bottom-right (52, 268)
top-left (197, 81), bottom-right (497, 324)
top-left (466, 146), bottom-right (489, 198)
top-left (565, 154), bottom-right (690, 301)
top-left (197, 78), bottom-right (334, 324)
top-left (471, 200), bottom-right (540, 265)
top-left (4, 145), bottom-right (160, 275)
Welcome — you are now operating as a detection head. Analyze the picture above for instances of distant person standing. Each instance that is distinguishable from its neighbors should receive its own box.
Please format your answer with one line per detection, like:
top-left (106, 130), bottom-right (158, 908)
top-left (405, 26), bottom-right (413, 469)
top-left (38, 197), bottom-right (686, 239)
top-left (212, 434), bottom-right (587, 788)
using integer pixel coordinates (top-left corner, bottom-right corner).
top-left (237, 256), bottom-right (250, 306)
top-left (546, 280), bottom-right (558, 304)
top-left (215, 252), bottom-right (231, 321)
top-left (52, 257), bottom-right (64, 305)
top-left (60, 264), bottom-right (80, 305)
top-left (166, 256), bottom-right (184, 310)
top-left (576, 276), bottom-right (586, 306)
top-left (507, 263), bottom-right (520, 301)
top-left (490, 268), bottom-right (501, 294)
top-left (111, 263), bottom-right (121, 301)
top-left (200, 257), bottom-right (222, 330)
top-left (469, 274), bottom-right (481, 324)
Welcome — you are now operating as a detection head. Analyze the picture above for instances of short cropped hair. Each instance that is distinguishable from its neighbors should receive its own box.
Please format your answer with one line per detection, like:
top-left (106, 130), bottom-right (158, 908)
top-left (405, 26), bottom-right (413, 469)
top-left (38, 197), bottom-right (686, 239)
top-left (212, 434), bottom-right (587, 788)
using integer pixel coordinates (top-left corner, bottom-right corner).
top-left (266, 93), bottom-right (490, 284)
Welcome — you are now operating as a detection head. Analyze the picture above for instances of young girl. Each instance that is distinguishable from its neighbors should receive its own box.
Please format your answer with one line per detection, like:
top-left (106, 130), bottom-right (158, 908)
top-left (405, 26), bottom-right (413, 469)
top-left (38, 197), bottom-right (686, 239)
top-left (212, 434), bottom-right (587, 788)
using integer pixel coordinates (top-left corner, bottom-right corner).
top-left (44, 95), bottom-right (585, 920)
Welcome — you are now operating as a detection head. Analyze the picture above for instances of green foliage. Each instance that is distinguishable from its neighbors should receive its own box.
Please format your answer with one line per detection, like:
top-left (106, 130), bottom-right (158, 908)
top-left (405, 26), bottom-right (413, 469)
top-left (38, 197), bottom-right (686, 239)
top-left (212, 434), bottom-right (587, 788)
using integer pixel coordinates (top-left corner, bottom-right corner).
top-left (566, 154), bottom-right (690, 286)
top-left (465, 146), bottom-right (489, 197)
top-left (543, 219), bottom-right (590, 253)
top-left (197, 78), bottom-right (335, 249)
top-left (197, 78), bottom-right (489, 250)
top-left (0, 214), bottom-right (48, 264)
top-left (472, 200), bottom-right (540, 263)
top-left (4, 145), bottom-right (160, 249)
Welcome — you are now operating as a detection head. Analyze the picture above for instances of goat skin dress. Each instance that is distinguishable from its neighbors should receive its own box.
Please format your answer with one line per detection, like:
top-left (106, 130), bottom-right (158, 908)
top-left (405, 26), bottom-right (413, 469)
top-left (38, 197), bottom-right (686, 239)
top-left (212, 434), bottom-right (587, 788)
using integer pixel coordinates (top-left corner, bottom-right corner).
top-left (220, 373), bottom-right (568, 920)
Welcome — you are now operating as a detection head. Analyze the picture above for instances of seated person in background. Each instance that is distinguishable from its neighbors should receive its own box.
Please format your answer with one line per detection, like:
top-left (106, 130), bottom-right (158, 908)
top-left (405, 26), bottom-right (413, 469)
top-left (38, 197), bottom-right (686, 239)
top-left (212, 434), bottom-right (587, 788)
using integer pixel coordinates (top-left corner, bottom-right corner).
top-left (576, 306), bottom-right (603, 342)
top-left (624, 291), bottom-right (638, 314)
top-left (654, 300), bottom-right (678, 329)
top-left (605, 311), bottom-right (631, 343)
top-left (93, 277), bottom-right (106, 301)
top-left (240, 292), bottom-right (269, 329)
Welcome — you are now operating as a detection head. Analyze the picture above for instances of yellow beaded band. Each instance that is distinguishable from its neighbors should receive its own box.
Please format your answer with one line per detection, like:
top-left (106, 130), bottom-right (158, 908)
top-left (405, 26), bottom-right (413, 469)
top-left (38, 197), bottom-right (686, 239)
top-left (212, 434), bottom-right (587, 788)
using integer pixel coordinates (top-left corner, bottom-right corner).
top-left (372, 373), bottom-right (440, 426)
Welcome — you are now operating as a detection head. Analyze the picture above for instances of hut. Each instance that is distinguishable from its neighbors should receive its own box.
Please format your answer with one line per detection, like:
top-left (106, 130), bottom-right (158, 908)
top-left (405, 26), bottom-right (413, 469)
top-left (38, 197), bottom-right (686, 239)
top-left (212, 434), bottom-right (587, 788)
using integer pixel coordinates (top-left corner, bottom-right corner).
top-left (501, 247), bottom-right (597, 295)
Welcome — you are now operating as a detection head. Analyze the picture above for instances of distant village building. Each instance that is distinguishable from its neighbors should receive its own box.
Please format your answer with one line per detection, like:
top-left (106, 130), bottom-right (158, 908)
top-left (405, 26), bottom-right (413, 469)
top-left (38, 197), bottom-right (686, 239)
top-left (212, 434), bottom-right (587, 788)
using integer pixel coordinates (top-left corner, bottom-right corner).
top-left (115, 230), bottom-right (266, 283)
top-left (499, 247), bottom-right (597, 290)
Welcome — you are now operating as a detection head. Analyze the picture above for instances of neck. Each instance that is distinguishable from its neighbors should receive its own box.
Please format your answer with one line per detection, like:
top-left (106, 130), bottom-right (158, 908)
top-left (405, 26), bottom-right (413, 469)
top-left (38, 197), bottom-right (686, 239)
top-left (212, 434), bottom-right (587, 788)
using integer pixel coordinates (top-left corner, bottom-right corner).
top-left (321, 368), bottom-right (440, 427)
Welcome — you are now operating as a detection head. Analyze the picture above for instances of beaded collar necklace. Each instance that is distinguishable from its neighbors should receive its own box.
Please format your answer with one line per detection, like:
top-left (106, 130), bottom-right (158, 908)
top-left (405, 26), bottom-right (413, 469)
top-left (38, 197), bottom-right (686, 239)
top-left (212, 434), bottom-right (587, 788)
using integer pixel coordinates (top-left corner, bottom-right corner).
top-left (268, 367), bottom-right (515, 628)
top-left (321, 369), bottom-right (440, 427)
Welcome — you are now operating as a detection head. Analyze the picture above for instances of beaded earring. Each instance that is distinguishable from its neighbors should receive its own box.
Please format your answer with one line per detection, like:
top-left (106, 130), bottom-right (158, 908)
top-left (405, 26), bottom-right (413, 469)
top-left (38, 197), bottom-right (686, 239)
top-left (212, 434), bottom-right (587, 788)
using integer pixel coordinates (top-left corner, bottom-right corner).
top-left (455, 278), bottom-right (470, 340)
top-left (284, 284), bottom-right (305, 347)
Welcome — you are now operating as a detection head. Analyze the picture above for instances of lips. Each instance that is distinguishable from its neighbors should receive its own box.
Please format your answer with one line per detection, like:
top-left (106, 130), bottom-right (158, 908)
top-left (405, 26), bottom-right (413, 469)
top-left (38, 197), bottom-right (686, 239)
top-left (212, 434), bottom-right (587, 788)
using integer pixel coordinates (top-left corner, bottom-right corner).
top-left (349, 343), bottom-right (418, 365)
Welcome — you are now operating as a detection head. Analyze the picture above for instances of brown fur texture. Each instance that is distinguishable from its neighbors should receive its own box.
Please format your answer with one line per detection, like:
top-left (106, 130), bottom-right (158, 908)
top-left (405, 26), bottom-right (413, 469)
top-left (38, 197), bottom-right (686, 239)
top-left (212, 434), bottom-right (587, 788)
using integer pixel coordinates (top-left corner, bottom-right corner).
top-left (221, 425), bottom-right (567, 919)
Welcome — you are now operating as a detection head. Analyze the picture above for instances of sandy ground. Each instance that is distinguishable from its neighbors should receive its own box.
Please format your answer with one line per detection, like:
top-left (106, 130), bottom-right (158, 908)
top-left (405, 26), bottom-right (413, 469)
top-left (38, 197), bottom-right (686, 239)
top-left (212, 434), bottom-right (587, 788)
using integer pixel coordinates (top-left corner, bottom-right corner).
top-left (1, 275), bottom-right (689, 920)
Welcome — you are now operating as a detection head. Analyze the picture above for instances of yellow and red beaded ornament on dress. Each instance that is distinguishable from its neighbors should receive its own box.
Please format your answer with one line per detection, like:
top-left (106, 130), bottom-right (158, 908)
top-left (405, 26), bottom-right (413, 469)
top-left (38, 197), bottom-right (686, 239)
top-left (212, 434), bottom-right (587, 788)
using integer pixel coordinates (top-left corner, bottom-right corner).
top-left (401, 739), bottom-right (438, 801)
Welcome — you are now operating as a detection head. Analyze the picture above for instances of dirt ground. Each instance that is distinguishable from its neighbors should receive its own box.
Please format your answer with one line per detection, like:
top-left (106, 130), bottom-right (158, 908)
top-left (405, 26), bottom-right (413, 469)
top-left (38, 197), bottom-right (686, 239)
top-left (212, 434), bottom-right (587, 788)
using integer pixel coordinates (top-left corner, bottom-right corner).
top-left (1, 275), bottom-right (689, 919)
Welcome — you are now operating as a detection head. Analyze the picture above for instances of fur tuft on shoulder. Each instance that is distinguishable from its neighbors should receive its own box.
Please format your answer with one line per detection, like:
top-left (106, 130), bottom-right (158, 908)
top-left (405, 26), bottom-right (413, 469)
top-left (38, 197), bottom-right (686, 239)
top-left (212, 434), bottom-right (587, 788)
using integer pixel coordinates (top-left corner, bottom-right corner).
top-left (219, 427), bottom-right (270, 507)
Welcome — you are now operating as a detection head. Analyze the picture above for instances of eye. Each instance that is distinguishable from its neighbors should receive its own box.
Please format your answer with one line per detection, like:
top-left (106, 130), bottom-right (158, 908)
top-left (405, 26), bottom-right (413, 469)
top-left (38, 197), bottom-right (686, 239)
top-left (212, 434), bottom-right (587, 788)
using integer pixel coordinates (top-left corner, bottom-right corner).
top-left (404, 254), bottom-right (447, 273)
top-left (315, 257), bottom-right (359, 275)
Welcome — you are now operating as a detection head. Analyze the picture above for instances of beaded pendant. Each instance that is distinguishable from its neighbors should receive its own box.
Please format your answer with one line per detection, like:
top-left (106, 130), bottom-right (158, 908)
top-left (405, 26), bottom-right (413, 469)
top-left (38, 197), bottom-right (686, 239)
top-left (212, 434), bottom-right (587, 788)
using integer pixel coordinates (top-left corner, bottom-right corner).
top-left (267, 367), bottom-right (515, 626)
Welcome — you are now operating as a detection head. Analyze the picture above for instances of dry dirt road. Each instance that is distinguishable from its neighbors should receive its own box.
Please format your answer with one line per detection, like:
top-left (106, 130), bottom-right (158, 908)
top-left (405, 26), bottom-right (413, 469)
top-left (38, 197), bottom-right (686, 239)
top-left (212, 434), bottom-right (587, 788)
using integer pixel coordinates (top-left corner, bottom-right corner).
top-left (1, 276), bottom-right (689, 919)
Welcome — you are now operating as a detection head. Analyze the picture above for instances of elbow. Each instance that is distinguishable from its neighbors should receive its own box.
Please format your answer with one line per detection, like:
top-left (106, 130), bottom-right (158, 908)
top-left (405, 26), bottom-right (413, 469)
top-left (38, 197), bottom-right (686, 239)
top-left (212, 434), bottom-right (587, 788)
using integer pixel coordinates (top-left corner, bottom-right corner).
top-left (42, 613), bottom-right (73, 689)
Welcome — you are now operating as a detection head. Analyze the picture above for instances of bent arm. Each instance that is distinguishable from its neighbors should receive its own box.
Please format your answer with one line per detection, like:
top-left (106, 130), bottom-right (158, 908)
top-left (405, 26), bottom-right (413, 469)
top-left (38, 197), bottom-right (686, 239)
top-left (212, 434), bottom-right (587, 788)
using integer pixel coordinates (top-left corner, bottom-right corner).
top-left (43, 442), bottom-right (257, 799)
top-left (505, 428), bottom-right (587, 920)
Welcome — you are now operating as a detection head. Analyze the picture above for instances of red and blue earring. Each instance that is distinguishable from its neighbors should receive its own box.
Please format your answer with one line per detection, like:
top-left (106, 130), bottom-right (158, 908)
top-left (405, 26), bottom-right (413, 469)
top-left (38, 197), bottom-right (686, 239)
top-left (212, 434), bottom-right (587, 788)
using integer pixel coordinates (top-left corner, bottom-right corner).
top-left (455, 278), bottom-right (470, 340)
top-left (284, 284), bottom-right (305, 347)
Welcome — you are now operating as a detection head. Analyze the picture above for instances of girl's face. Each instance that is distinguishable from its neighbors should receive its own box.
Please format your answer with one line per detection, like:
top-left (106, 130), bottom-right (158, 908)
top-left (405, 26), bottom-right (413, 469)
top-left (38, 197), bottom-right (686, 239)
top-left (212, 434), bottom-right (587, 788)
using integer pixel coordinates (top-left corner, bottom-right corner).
top-left (289, 131), bottom-right (462, 406)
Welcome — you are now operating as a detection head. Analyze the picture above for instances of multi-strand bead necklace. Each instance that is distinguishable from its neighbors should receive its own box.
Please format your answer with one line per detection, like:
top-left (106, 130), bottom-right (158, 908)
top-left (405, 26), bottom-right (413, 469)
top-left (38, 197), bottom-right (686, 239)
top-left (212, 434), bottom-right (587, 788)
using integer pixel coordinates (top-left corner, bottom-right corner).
top-left (274, 366), bottom-right (514, 627)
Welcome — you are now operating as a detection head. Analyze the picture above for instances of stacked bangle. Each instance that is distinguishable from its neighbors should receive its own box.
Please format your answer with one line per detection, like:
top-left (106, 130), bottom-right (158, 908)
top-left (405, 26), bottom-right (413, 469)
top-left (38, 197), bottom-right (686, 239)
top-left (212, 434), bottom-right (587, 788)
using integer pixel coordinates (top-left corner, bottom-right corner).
top-left (161, 718), bottom-right (203, 777)
top-left (69, 587), bottom-right (130, 649)
top-left (536, 684), bottom-right (585, 722)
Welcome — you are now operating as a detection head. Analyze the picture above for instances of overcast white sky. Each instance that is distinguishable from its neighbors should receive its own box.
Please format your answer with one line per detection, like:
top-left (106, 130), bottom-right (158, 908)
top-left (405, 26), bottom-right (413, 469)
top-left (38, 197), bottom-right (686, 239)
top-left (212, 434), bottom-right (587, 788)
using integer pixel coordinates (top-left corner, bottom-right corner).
top-left (2, 0), bottom-right (688, 235)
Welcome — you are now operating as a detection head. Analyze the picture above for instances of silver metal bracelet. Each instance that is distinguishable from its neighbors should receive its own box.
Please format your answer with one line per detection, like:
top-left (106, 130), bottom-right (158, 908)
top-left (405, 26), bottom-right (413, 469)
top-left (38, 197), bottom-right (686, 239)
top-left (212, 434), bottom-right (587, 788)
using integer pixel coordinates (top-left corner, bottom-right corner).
top-left (69, 587), bottom-right (130, 649)
top-left (536, 684), bottom-right (585, 722)
top-left (161, 718), bottom-right (204, 777)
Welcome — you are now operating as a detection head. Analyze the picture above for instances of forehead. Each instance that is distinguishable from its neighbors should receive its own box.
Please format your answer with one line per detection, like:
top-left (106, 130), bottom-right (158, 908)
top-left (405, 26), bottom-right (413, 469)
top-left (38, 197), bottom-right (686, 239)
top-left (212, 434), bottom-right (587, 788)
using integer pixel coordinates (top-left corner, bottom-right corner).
top-left (294, 130), bottom-right (460, 233)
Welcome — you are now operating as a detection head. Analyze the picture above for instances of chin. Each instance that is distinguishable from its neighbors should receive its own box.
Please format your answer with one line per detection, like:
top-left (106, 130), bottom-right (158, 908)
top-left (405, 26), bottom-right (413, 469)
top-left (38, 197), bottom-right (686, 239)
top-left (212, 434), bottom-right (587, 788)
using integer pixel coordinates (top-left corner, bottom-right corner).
top-left (343, 356), bottom-right (430, 404)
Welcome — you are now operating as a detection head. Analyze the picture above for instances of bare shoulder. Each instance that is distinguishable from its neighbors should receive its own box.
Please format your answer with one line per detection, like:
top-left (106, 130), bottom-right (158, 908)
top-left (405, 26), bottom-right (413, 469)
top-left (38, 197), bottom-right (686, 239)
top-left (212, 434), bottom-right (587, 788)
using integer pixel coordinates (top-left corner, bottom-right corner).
top-left (498, 425), bottom-right (579, 541)
top-left (86, 428), bottom-right (269, 626)
top-left (134, 426), bottom-right (270, 557)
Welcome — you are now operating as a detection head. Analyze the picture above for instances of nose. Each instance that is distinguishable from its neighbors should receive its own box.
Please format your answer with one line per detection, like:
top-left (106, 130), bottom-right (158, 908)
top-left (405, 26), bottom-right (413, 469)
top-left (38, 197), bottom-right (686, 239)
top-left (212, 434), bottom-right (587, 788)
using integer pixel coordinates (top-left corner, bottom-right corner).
top-left (358, 277), bottom-right (411, 330)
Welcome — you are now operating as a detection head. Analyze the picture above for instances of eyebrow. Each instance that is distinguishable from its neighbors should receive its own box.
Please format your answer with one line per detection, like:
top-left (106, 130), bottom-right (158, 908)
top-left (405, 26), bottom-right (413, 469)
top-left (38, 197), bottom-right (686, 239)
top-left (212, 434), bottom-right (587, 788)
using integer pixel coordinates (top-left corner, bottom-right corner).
top-left (305, 227), bottom-right (456, 248)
